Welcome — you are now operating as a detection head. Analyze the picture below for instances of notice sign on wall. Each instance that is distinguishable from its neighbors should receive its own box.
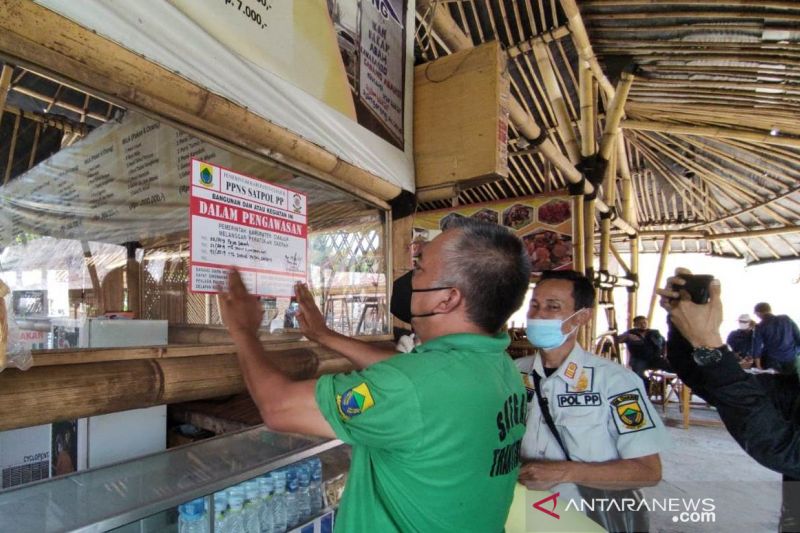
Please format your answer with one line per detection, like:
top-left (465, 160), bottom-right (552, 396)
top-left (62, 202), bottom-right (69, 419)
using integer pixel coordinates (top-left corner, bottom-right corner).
top-left (189, 159), bottom-right (308, 297)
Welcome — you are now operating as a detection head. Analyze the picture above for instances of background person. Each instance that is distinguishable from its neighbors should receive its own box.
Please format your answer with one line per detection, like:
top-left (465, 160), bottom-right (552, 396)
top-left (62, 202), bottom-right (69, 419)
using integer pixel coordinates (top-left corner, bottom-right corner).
top-left (617, 315), bottom-right (670, 389)
top-left (752, 302), bottom-right (800, 372)
top-left (726, 313), bottom-right (755, 367)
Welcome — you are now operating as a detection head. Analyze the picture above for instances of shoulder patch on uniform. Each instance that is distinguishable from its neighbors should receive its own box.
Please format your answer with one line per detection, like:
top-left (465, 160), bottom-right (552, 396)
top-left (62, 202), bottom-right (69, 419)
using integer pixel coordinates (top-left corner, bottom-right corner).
top-left (566, 367), bottom-right (594, 393)
top-left (609, 389), bottom-right (655, 434)
top-left (336, 382), bottom-right (375, 421)
top-left (521, 372), bottom-right (536, 403)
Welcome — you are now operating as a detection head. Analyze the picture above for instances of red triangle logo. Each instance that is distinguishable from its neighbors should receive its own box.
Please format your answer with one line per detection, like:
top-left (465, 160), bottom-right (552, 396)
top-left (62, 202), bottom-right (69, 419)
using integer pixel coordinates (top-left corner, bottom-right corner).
top-left (532, 492), bottom-right (560, 519)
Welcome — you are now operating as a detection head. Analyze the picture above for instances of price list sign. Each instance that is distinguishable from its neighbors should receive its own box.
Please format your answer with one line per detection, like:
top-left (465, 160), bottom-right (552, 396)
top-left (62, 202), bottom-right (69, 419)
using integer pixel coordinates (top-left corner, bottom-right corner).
top-left (189, 159), bottom-right (307, 297)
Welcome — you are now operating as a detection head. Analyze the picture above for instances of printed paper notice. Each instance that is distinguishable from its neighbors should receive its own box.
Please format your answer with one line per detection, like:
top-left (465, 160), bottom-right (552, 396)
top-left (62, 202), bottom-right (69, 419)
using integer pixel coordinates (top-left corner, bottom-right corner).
top-left (189, 159), bottom-right (307, 297)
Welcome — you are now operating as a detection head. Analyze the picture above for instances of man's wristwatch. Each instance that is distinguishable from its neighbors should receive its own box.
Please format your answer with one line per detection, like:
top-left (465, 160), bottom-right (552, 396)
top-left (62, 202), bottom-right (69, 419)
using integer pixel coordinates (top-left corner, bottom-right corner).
top-left (692, 346), bottom-right (724, 366)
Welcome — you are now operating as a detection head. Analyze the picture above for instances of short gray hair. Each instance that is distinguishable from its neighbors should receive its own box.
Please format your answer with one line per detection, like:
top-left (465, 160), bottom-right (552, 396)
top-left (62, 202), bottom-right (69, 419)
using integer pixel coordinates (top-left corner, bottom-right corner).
top-left (437, 218), bottom-right (531, 333)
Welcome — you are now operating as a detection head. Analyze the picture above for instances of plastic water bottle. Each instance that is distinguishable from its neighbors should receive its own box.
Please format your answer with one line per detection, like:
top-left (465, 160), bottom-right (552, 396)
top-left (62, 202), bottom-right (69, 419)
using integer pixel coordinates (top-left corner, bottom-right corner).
top-left (297, 466), bottom-right (311, 523)
top-left (285, 468), bottom-right (300, 528)
top-left (213, 492), bottom-right (228, 533)
top-left (271, 470), bottom-right (287, 533)
top-left (178, 498), bottom-right (208, 533)
top-left (308, 458), bottom-right (323, 515)
top-left (226, 489), bottom-right (246, 533)
top-left (243, 480), bottom-right (261, 533)
top-left (258, 475), bottom-right (274, 533)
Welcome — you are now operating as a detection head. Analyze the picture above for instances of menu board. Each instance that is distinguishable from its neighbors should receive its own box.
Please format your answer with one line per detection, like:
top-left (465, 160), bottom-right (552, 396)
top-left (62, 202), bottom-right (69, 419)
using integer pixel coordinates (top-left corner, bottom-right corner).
top-left (189, 160), bottom-right (307, 298)
top-left (0, 112), bottom-right (228, 247)
top-left (413, 195), bottom-right (574, 275)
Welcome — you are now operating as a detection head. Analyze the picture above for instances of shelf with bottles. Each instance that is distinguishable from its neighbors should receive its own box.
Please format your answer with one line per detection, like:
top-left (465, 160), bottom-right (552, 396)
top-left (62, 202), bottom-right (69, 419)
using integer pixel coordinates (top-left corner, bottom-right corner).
top-left (178, 455), bottom-right (339, 533)
top-left (0, 426), bottom-right (349, 532)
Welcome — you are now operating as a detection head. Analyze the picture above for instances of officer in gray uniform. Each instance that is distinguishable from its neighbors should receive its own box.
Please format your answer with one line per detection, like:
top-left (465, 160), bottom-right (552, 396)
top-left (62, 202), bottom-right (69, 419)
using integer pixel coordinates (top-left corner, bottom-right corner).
top-left (516, 270), bottom-right (670, 532)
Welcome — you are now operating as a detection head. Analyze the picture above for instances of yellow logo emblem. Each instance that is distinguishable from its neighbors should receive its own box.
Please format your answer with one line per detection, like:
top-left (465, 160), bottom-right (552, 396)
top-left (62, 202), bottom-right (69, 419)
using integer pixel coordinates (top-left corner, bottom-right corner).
top-left (336, 382), bottom-right (375, 420)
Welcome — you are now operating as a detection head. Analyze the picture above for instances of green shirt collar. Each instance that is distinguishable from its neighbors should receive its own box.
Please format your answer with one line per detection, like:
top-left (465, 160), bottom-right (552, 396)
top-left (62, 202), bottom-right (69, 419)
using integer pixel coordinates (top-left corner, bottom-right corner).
top-left (412, 332), bottom-right (511, 355)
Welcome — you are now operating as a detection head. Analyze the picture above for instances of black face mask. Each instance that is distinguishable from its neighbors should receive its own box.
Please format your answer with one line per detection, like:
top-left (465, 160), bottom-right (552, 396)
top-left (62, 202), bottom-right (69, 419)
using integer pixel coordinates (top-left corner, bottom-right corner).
top-left (390, 270), bottom-right (453, 323)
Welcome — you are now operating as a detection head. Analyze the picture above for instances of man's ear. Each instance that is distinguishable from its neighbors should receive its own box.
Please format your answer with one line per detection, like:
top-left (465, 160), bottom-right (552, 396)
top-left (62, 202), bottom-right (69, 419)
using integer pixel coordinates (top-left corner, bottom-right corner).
top-left (434, 287), bottom-right (463, 313)
top-left (573, 307), bottom-right (592, 327)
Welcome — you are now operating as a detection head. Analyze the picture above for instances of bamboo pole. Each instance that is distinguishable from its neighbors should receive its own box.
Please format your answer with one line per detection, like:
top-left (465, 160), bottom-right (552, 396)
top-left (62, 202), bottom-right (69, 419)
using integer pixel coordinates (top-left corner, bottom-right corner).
top-left (80, 241), bottom-right (104, 315)
top-left (622, 120), bottom-right (800, 149)
top-left (609, 242), bottom-right (631, 275)
top-left (638, 230), bottom-right (706, 238)
top-left (2, 104), bottom-right (87, 135)
top-left (583, 0), bottom-right (799, 7)
top-left (583, 198), bottom-right (595, 340)
top-left (705, 225), bottom-right (800, 241)
top-left (550, 44), bottom-right (579, 120)
top-left (577, 54), bottom-right (596, 348)
top-left (618, 139), bottom-right (636, 226)
top-left (0, 0), bottom-right (401, 202)
top-left (599, 148), bottom-right (617, 272)
top-left (3, 113), bottom-right (20, 185)
top-left (27, 121), bottom-right (40, 169)
top-left (573, 194), bottom-right (586, 274)
top-left (506, 26), bottom-right (571, 59)
top-left (0, 336), bottom-right (392, 431)
top-left (559, 0), bottom-right (615, 99)
top-left (531, 40), bottom-right (581, 162)
top-left (599, 72), bottom-right (636, 161)
top-left (579, 64), bottom-right (595, 157)
top-left (585, 11), bottom-right (800, 22)
top-left (11, 85), bottom-right (109, 123)
top-left (647, 234), bottom-right (672, 324)
top-left (628, 236), bottom-right (639, 329)
top-left (0, 356), bottom-right (242, 431)
top-left (0, 63), bottom-right (13, 126)
top-left (633, 78), bottom-right (800, 96)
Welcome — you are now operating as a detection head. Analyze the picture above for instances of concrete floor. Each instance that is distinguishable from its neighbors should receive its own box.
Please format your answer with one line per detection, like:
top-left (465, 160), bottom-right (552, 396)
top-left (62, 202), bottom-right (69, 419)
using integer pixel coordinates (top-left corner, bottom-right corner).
top-left (644, 404), bottom-right (782, 532)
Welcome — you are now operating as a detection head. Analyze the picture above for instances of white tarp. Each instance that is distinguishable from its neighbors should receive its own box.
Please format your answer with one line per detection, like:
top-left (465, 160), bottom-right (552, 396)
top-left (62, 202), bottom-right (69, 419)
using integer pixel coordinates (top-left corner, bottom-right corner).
top-left (35, 0), bottom-right (415, 193)
top-left (0, 111), bottom-right (349, 247)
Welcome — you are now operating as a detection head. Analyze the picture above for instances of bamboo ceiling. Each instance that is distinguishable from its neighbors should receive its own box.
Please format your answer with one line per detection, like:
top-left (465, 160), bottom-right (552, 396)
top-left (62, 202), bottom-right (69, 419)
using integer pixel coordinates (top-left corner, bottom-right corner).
top-left (414, 0), bottom-right (800, 264)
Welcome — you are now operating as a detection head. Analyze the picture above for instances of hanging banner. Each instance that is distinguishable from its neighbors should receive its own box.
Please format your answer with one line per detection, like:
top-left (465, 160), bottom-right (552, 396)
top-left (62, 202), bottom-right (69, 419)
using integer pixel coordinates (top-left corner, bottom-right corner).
top-left (413, 195), bottom-right (574, 274)
top-left (36, 0), bottom-right (415, 192)
top-left (358, 0), bottom-right (405, 145)
top-left (189, 160), bottom-right (308, 298)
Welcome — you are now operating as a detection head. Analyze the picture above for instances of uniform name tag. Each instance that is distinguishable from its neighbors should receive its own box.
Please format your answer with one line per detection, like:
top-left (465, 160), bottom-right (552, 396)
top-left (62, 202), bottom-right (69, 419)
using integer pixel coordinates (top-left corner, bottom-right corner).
top-left (557, 393), bottom-right (602, 407)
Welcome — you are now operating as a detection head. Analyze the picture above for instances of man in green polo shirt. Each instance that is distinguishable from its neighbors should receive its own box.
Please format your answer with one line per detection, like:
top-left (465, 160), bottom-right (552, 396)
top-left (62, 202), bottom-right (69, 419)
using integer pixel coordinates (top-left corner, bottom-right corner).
top-left (219, 218), bottom-right (531, 532)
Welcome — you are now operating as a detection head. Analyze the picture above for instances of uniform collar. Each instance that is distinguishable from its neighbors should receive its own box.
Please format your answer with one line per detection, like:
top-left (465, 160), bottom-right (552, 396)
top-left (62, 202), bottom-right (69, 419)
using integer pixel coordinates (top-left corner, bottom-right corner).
top-left (413, 331), bottom-right (510, 355)
top-left (532, 342), bottom-right (585, 387)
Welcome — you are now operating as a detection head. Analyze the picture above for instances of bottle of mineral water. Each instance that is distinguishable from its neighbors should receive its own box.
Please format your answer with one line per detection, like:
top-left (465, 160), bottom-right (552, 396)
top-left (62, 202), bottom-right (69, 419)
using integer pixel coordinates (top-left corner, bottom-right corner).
top-left (213, 492), bottom-right (228, 533)
top-left (243, 480), bottom-right (261, 533)
top-left (308, 458), bottom-right (323, 514)
top-left (296, 466), bottom-right (311, 523)
top-left (271, 470), bottom-right (288, 533)
top-left (178, 498), bottom-right (208, 533)
top-left (258, 474), bottom-right (274, 533)
top-left (284, 468), bottom-right (299, 529)
top-left (226, 489), bottom-right (246, 533)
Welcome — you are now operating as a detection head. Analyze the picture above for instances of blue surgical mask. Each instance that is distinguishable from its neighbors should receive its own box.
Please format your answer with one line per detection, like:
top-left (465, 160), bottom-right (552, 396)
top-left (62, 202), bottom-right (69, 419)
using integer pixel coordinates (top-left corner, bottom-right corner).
top-left (526, 310), bottom-right (581, 350)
